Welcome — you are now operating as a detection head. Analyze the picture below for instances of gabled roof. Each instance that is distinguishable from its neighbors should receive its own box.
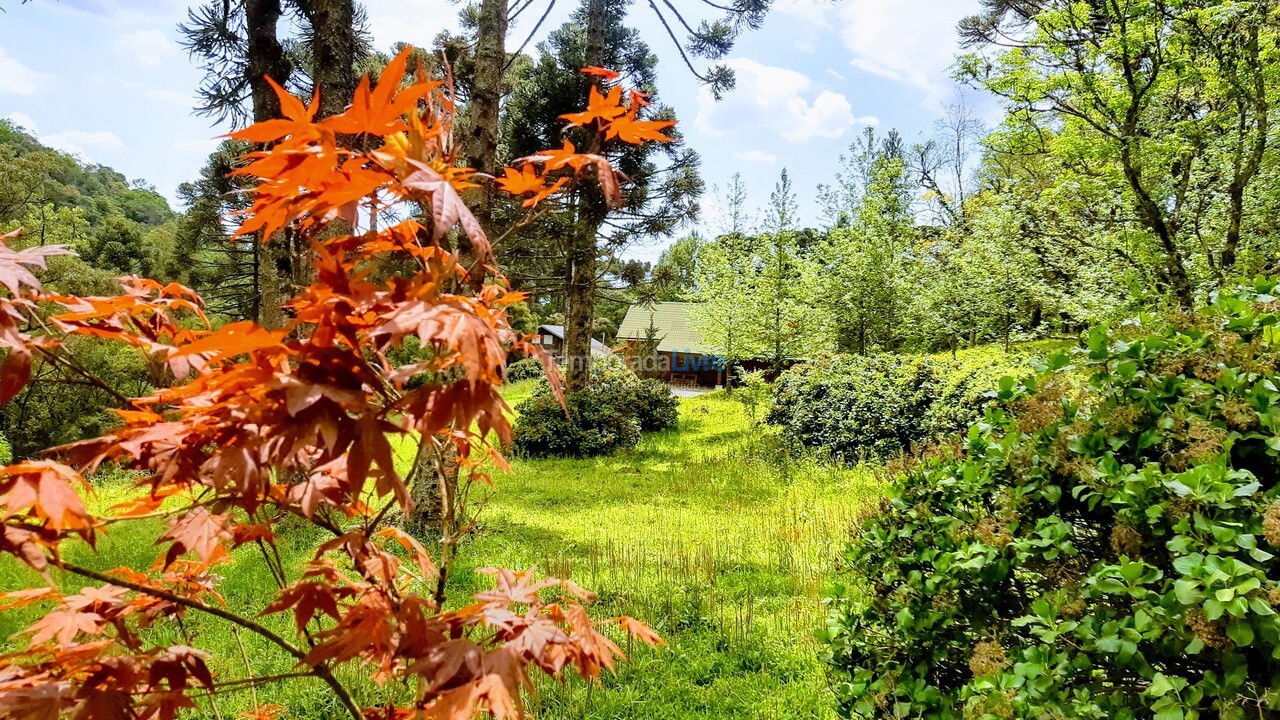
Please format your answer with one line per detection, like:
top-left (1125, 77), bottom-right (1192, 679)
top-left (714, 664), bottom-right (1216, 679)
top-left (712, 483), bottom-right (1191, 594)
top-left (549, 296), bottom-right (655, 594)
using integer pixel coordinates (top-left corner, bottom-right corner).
top-left (615, 302), bottom-right (713, 354)
top-left (537, 324), bottom-right (610, 356)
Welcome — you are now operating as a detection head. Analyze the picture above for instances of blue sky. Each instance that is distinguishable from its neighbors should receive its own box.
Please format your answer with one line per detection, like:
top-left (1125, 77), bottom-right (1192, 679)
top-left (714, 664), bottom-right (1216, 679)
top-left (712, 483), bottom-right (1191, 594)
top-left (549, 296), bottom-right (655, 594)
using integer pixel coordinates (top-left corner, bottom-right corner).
top-left (0, 0), bottom-right (994, 260)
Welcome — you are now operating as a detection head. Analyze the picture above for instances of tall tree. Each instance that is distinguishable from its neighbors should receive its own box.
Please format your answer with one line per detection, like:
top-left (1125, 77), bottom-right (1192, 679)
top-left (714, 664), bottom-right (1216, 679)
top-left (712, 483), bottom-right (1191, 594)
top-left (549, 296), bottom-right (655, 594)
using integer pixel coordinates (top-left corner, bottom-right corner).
top-left (501, 0), bottom-right (703, 391)
top-left (179, 0), bottom-right (370, 325)
top-left (959, 0), bottom-right (1280, 307)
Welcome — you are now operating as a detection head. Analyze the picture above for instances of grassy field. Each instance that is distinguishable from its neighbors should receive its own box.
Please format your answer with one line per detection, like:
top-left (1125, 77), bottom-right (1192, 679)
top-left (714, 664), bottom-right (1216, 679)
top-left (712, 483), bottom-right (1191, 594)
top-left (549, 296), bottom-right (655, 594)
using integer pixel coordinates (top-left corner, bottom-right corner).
top-left (0, 385), bottom-right (880, 719)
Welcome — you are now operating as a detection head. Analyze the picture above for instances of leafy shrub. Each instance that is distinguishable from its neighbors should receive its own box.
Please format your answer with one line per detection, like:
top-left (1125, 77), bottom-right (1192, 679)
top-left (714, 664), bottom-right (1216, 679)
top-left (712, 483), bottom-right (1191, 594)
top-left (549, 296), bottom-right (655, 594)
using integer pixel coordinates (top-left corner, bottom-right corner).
top-left (736, 369), bottom-right (773, 426)
top-left (823, 279), bottom-right (1280, 720)
top-left (769, 354), bottom-right (940, 460)
top-left (506, 357), bottom-right (544, 382)
top-left (616, 377), bottom-right (679, 432)
top-left (0, 431), bottom-right (10, 465)
top-left (512, 387), bottom-right (641, 457)
top-left (514, 355), bottom-right (678, 456)
top-left (770, 347), bottom-right (1042, 461)
top-left (923, 344), bottom-right (1049, 439)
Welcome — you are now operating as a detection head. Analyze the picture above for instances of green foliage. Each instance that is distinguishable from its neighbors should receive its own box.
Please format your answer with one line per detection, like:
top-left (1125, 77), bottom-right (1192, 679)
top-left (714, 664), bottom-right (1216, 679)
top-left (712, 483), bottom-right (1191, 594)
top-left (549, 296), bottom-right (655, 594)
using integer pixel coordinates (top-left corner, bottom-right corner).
top-left (922, 344), bottom-right (1057, 440)
top-left (625, 378), bottom-right (680, 432)
top-left (505, 357), bottom-right (544, 383)
top-left (736, 369), bottom-right (773, 426)
top-left (769, 354), bottom-right (940, 461)
top-left (513, 355), bottom-right (677, 457)
top-left (512, 387), bottom-right (641, 458)
top-left (823, 279), bottom-right (1280, 720)
top-left (0, 336), bottom-right (147, 458)
top-left (0, 431), bottom-right (11, 465)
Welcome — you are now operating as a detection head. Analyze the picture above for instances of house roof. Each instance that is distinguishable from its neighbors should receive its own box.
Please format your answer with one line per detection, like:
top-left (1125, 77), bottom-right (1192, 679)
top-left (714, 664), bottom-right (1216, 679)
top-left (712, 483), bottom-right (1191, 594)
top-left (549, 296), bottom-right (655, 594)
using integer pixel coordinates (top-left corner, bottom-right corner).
top-left (537, 324), bottom-right (610, 356)
top-left (615, 302), bottom-right (713, 354)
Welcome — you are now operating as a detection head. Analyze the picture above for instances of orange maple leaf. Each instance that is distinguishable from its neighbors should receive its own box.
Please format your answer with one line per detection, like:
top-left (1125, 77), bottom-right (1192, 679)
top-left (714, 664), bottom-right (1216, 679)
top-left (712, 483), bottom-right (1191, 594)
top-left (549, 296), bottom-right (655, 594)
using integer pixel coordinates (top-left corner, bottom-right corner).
top-left (580, 66), bottom-right (621, 82)
top-left (494, 166), bottom-right (547, 196)
top-left (560, 85), bottom-right (627, 127)
top-left (606, 116), bottom-right (675, 144)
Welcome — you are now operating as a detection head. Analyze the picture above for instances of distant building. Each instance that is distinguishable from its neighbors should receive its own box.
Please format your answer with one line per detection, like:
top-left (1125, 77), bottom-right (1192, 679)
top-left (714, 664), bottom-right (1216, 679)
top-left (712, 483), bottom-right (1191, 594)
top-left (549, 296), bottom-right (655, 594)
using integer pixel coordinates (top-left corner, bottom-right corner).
top-left (615, 302), bottom-right (726, 388)
top-left (530, 324), bottom-right (610, 363)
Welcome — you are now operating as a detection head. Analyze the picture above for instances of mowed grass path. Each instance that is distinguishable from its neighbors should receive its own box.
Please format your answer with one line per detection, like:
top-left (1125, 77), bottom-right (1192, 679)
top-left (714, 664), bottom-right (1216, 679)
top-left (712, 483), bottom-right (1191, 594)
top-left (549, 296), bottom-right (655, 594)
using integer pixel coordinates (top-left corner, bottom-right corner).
top-left (1, 386), bottom-right (880, 719)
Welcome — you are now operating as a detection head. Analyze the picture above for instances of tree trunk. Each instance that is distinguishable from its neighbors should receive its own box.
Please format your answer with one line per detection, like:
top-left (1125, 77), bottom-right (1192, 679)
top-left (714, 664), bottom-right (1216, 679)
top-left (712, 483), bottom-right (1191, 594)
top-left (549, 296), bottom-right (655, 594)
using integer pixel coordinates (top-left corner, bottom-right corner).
top-left (1120, 143), bottom-right (1194, 309)
top-left (563, 0), bottom-right (609, 393)
top-left (308, 0), bottom-right (359, 120)
top-left (245, 0), bottom-right (291, 123)
top-left (464, 0), bottom-right (509, 229)
top-left (564, 222), bottom-right (597, 392)
top-left (244, 0), bottom-right (292, 328)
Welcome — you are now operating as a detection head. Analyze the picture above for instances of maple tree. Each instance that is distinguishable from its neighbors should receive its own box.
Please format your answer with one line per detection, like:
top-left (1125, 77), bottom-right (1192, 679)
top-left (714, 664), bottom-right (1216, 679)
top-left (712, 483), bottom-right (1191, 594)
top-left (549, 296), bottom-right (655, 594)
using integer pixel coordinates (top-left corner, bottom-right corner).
top-left (0, 48), bottom-right (666, 720)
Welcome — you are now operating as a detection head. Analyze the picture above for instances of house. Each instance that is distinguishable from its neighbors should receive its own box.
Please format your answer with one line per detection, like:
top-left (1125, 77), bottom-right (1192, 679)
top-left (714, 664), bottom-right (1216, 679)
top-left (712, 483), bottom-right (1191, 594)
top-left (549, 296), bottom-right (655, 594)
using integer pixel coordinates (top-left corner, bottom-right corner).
top-left (530, 324), bottom-right (610, 363)
top-left (615, 302), bottom-right (727, 388)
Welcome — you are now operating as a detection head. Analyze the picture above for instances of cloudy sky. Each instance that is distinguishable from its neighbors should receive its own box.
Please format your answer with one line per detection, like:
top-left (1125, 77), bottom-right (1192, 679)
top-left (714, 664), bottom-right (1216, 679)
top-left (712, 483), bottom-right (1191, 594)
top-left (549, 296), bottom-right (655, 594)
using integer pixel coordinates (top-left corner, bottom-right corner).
top-left (0, 0), bottom-right (991, 258)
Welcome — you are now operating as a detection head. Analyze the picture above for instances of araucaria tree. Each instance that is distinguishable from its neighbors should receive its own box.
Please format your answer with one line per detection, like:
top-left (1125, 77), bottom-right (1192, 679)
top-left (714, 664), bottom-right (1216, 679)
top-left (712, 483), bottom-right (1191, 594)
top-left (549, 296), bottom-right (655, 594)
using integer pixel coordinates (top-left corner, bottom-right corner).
top-left (501, 0), bottom-right (701, 390)
top-left (0, 49), bottom-right (663, 720)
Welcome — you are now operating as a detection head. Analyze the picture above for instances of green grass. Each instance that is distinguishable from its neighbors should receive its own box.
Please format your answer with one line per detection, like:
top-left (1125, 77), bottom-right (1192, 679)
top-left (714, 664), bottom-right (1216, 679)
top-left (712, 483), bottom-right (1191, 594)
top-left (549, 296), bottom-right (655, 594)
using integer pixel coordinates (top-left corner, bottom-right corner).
top-left (1, 384), bottom-right (881, 719)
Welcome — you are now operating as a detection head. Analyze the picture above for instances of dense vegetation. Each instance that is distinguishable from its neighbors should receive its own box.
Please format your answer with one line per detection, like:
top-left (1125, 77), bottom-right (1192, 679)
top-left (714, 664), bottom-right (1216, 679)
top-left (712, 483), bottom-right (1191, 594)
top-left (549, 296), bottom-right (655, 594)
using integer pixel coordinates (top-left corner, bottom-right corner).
top-left (4, 0), bottom-right (1280, 718)
top-left (769, 347), bottom-right (1040, 461)
top-left (513, 355), bottom-right (678, 457)
top-left (823, 280), bottom-right (1280, 719)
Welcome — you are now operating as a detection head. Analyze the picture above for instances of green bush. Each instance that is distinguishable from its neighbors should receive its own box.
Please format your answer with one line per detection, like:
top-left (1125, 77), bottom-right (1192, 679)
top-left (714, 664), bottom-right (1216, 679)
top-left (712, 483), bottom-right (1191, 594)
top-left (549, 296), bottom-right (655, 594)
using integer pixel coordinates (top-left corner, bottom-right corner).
top-left (923, 344), bottom-right (1050, 439)
top-left (769, 354), bottom-right (940, 460)
top-left (0, 431), bottom-right (10, 465)
top-left (823, 279), bottom-right (1280, 720)
top-left (769, 347), bottom-right (1043, 461)
top-left (513, 355), bottom-right (678, 457)
top-left (615, 377), bottom-right (679, 432)
top-left (512, 387), bottom-right (641, 458)
top-left (506, 357), bottom-right (544, 382)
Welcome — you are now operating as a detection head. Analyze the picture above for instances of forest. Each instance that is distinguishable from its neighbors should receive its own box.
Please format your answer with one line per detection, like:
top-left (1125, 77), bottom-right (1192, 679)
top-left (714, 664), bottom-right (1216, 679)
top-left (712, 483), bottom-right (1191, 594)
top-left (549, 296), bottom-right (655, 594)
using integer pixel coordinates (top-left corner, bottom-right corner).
top-left (1, 0), bottom-right (1280, 719)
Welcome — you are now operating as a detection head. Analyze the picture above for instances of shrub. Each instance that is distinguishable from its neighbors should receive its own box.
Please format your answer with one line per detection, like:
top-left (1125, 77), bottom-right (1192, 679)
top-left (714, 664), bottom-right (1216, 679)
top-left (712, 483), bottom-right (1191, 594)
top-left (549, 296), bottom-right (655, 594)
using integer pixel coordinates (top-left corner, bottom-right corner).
top-left (626, 377), bottom-right (680, 432)
top-left (0, 430), bottom-right (10, 465)
top-left (512, 387), bottom-right (641, 457)
top-left (513, 355), bottom-right (678, 456)
top-left (923, 344), bottom-right (1048, 439)
top-left (769, 354), bottom-right (939, 460)
top-left (506, 357), bottom-right (544, 382)
top-left (822, 279), bottom-right (1280, 720)
top-left (769, 347), bottom-right (1043, 461)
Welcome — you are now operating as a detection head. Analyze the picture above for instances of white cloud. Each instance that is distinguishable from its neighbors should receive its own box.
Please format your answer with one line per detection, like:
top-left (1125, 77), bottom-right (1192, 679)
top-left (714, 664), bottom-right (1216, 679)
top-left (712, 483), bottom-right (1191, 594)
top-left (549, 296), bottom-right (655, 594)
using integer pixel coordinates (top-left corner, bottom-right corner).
top-left (42, 130), bottom-right (126, 157)
top-left (695, 58), bottom-right (873, 144)
top-left (3, 112), bottom-right (124, 158)
top-left (113, 29), bottom-right (175, 67)
top-left (4, 112), bottom-right (39, 134)
top-left (837, 0), bottom-right (980, 108)
top-left (0, 46), bottom-right (45, 95)
top-left (733, 150), bottom-right (777, 165)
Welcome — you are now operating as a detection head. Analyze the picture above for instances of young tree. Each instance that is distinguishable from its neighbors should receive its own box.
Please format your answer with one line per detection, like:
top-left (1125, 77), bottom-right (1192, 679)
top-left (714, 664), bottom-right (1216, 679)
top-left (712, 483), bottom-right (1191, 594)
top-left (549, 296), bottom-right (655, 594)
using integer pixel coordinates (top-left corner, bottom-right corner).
top-left (810, 130), bottom-right (916, 353)
top-left (692, 231), bottom-right (754, 387)
top-left (0, 49), bottom-right (665, 720)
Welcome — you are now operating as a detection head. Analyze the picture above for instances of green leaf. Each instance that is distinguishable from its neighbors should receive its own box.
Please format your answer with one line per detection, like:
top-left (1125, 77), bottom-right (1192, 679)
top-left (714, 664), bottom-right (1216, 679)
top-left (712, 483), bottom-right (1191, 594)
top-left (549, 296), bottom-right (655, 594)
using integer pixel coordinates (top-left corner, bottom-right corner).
top-left (1227, 620), bottom-right (1254, 647)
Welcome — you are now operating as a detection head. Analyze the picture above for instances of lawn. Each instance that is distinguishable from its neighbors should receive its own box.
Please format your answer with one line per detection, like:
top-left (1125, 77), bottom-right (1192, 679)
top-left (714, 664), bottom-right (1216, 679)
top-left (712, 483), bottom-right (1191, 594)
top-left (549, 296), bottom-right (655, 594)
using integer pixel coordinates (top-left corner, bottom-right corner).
top-left (0, 385), bottom-right (880, 719)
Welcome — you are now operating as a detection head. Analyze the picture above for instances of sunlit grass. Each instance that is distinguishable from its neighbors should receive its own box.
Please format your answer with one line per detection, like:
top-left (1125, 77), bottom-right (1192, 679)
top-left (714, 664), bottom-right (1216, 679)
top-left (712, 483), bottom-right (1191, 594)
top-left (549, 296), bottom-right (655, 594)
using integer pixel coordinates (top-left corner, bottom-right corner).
top-left (0, 383), bottom-right (882, 719)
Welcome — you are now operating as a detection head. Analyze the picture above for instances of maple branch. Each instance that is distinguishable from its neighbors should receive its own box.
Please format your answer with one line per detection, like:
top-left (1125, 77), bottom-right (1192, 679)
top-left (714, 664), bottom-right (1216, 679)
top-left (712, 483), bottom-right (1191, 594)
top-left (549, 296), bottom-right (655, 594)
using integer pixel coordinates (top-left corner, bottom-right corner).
top-left (33, 346), bottom-right (131, 406)
top-left (55, 560), bottom-right (364, 720)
